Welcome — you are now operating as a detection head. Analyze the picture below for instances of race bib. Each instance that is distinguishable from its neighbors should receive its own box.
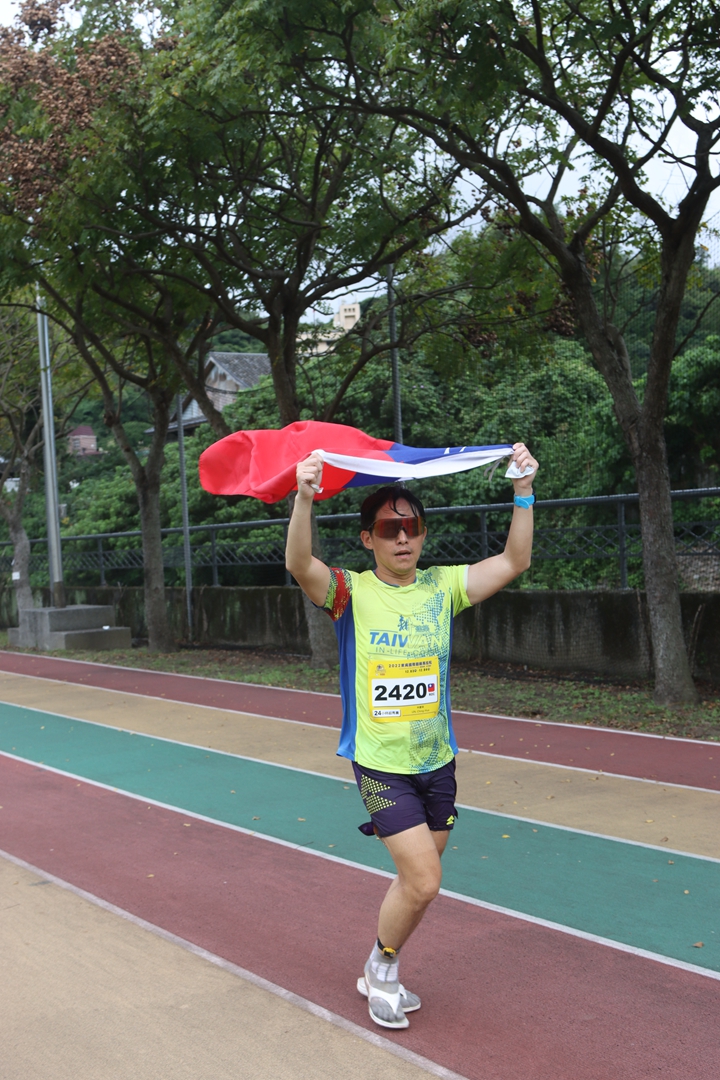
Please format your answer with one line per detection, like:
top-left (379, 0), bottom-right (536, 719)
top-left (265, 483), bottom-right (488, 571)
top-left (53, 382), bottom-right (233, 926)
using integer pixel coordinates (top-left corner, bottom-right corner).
top-left (368, 657), bottom-right (440, 723)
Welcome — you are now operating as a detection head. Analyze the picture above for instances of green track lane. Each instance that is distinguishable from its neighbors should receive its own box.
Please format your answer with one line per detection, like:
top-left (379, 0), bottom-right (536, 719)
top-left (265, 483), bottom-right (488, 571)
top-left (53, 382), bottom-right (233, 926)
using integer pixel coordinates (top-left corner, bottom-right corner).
top-left (1, 701), bottom-right (718, 972)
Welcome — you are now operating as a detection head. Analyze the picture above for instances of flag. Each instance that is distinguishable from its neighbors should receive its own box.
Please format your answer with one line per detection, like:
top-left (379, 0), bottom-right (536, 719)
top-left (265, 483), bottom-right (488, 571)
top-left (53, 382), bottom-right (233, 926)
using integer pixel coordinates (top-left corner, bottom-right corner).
top-left (198, 420), bottom-right (528, 503)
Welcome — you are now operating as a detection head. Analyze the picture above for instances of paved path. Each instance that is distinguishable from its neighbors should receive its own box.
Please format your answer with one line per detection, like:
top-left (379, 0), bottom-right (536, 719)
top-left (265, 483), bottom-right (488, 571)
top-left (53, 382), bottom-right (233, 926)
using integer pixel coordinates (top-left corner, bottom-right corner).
top-left (1, 653), bottom-right (718, 1079)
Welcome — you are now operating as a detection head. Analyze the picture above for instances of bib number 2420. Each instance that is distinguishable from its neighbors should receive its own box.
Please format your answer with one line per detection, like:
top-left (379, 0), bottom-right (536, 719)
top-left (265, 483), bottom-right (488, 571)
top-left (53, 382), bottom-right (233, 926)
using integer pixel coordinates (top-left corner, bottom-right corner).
top-left (368, 657), bottom-right (440, 722)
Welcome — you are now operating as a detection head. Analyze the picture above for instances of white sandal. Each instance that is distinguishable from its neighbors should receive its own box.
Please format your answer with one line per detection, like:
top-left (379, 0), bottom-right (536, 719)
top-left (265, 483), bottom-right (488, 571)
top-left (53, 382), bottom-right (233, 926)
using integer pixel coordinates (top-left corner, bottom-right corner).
top-left (357, 976), bottom-right (421, 1012)
top-left (358, 975), bottom-right (410, 1028)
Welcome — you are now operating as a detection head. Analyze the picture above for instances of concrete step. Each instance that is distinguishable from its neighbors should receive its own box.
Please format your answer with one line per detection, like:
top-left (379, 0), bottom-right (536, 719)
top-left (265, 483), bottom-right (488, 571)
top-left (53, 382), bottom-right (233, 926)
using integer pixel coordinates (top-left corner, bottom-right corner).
top-left (8, 625), bottom-right (132, 651)
top-left (46, 627), bottom-right (132, 651)
top-left (9, 606), bottom-right (131, 651)
top-left (43, 605), bottom-right (116, 632)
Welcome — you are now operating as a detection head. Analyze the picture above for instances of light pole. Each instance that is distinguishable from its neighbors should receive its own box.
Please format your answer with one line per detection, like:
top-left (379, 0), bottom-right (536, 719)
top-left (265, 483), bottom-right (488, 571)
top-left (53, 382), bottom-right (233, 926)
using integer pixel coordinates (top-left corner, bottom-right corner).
top-left (37, 299), bottom-right (65, 608)
top-left (386, 265), bottom-right (403, 445)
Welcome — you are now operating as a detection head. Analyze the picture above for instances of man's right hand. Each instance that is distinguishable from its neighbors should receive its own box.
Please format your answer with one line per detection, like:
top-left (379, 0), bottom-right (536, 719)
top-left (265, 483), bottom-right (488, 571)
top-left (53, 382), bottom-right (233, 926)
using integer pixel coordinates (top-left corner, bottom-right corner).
top-left (296, 452), bottom-right (324, 500)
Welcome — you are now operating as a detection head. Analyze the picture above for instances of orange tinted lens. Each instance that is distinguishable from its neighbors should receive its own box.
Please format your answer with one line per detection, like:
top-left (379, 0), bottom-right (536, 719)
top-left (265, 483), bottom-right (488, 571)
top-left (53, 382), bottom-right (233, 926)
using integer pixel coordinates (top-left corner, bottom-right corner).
top-left (372, 516), bottom-right (425, 539)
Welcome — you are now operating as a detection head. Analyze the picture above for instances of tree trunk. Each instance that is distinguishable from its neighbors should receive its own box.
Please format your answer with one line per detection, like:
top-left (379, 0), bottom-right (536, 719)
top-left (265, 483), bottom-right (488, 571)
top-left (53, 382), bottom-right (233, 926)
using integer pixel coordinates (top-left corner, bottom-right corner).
top-left (302, 590), bottom-right (339, 669)
top-left (305, 504), bottom-right (339, 669)
top-left (561, 252), bottom-right (697, 704)
top-left (137, 473), bottom-right (175, 653)
top-left (104, 388), bottom-right (176, 654)
top-left (8, 515), bottom-right (33, 611)
top-left (0, 456), bottom-right (37, 614)
top-left (633, 420), bottom-right (697, 704)
top-left (286, 490), bottom-right (338, 668)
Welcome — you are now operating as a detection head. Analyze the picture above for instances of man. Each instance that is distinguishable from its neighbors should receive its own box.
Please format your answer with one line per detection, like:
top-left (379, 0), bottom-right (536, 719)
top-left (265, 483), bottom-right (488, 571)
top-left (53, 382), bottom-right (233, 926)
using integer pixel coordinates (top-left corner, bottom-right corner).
top-left (285, 443), bottom-right (537, 1030)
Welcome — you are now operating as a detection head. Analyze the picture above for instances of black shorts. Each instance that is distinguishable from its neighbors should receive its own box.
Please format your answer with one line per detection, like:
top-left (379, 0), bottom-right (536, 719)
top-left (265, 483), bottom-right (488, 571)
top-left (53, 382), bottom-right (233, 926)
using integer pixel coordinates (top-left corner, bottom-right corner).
top-left (352, 758), bottom-right (458, 838)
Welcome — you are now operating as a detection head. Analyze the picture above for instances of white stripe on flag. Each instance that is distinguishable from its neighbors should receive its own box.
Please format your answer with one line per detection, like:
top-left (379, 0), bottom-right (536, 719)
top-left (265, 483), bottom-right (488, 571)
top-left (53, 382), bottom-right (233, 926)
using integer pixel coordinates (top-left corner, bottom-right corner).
top-left (315, 447), bottom-right (533, 481)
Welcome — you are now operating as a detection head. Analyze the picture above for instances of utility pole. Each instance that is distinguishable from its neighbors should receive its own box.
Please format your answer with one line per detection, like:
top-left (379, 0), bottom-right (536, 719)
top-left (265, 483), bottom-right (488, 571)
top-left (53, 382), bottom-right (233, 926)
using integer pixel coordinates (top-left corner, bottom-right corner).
top-left (37, 299), bottom-right (65, 608)
top-left (176, 395), bottom-right (193, 639)
top-left (386, 265), bottom-right (403, 445)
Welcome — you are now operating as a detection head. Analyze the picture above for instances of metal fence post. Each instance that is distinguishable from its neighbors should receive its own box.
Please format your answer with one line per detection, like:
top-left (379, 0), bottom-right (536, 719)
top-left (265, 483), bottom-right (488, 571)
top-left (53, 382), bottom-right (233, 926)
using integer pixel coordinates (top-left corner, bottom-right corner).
top-left (617, 500), bottom-right (628, 589)
top-left (97, 537), bottom-right (106, 586)
top-left (480, 510), bottom-right (488, 561)
top-left (211, 529), bottom-right (218, 587)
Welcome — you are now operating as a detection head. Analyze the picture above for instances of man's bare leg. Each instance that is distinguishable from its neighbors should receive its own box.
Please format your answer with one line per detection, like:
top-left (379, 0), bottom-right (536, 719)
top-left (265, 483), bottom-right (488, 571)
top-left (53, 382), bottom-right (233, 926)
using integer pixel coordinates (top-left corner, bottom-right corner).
top-left (362, 824), bottom-right (449, 1028)
top-left (378, 823), bottom-right (449, 947)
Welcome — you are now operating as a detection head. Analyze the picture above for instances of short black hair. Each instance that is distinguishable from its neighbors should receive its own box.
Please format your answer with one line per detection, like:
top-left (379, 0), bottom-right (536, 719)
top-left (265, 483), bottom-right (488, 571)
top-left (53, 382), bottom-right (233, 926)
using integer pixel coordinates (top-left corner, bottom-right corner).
top-left (360, 485), bottom-right (426, 532)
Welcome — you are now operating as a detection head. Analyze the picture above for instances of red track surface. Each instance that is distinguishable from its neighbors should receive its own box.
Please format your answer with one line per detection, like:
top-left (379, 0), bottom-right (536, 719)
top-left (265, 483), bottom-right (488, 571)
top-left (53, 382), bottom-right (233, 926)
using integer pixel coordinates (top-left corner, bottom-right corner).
top-left (0, 651), bottom-right (717, 789)
top-left (1, 754), bottom-right (718, 1080)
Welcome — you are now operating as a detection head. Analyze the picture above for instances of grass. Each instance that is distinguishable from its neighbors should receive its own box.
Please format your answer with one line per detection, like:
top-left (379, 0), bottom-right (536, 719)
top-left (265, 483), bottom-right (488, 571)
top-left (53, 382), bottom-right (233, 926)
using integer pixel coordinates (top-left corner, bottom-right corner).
top-left (1, 630), bottom-right (718, 742)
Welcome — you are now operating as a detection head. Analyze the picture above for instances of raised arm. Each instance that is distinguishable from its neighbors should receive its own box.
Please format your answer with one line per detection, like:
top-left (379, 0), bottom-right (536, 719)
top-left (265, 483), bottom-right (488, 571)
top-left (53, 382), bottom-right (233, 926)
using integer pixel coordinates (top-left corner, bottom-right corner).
top-left (466, 442), bottom-right (538, 605)
top-left (285, 452), bottom-right (332, 606)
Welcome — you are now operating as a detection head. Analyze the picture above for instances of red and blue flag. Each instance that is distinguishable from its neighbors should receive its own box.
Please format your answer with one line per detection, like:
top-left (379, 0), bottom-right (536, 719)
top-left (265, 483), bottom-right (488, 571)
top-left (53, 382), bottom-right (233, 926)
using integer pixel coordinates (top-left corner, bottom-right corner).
top-left (199, 420), bottom-right (524, 503)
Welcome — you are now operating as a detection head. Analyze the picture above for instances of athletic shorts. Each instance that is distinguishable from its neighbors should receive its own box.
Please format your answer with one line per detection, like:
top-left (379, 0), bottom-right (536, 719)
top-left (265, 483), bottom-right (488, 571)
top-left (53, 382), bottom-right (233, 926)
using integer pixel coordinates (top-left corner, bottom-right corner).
top-left (352, 759), bottom-right (458, 838)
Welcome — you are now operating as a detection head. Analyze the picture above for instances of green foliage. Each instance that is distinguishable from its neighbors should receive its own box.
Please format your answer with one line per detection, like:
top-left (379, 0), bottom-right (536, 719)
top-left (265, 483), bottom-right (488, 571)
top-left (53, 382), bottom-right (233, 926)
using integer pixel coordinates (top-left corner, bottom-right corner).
top-left (666, 336), bottom-right (720, 487)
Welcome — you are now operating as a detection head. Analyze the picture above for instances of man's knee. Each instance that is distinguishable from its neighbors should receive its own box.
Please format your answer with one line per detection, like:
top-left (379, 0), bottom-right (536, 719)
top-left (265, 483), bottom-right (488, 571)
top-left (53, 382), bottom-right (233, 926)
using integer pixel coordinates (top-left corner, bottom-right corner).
top-left (405, 867), bottom-right (442, 908)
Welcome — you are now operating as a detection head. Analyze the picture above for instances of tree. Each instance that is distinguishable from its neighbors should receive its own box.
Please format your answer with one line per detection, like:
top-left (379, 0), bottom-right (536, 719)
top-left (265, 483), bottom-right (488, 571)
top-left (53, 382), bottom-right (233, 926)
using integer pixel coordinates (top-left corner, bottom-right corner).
top-left (0, 294), bottom-right (87, 611)
top-left (267, 0), bottom-right (720, 702)
top-left (36, 0), bottom-right (502, 664)
top-left (0, 2), bottom-right (225, 650)
top-left (37, 0), bottom-right (493, 431)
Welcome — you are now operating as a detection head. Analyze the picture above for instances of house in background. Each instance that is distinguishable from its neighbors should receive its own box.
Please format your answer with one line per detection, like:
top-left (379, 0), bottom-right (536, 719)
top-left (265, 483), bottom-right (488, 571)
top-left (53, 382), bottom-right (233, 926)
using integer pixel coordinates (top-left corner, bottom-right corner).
top-left (67, 426), bottom-right (99, 456)
top-left (171, 352), bottom-right (271, 432)
top-left (169, 303), bottom-right (361, 433)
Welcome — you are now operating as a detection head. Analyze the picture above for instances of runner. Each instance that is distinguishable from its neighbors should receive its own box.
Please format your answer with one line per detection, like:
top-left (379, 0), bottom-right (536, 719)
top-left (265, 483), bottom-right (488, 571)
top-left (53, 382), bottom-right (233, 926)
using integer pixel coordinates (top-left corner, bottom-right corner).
top-left (285, 443), bottom-right (538, 1030)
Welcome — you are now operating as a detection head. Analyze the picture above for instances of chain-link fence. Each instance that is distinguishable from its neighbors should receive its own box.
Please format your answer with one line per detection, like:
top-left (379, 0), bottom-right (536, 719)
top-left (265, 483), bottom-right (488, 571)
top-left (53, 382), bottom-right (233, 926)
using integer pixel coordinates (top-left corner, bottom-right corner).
top-left (3, 487), bottom-right (720, 592)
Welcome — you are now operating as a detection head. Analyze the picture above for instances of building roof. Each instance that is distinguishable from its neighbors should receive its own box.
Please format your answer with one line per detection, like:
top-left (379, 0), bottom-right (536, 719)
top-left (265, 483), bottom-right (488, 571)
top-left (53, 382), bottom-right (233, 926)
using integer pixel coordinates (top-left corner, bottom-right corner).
top-left (68, 426), bottom-right (95, 437)
top-left (208, 352), bottom-right (271, 389)
top-left (147, 352), bottom-right (271, 436)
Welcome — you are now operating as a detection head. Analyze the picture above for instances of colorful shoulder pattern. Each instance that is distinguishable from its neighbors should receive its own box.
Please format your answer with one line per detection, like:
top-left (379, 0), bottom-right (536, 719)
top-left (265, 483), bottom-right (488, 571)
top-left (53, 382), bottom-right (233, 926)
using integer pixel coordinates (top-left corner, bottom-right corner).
top-left (323, 567), bottom-right (353, 621)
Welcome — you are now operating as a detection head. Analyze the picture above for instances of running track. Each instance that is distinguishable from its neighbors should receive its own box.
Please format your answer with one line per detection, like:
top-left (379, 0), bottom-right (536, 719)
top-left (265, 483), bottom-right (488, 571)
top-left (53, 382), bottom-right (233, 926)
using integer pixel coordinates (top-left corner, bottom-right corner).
top-left (0, 651), bottom-right (717, 789)
top-left (0, 652), bottom-right (718, 1080)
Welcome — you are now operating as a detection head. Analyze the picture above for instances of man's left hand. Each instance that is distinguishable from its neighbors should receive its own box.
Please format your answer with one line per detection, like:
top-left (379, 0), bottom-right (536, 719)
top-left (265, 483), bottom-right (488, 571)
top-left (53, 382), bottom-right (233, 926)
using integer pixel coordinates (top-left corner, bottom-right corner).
top-left (510, 443), bottom-right (538, 495)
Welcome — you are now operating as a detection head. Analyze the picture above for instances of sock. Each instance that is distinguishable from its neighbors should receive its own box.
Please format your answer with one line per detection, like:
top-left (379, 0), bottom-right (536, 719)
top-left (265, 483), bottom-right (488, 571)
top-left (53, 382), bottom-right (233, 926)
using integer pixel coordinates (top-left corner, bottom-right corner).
top-left (365, 941), bottom-right (400, 990)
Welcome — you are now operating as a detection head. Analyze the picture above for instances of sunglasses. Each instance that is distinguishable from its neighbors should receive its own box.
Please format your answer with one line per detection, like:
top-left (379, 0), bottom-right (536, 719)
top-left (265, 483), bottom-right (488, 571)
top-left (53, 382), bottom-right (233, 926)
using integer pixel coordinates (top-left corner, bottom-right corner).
top-left (370, 515), bottom-right (426, 539)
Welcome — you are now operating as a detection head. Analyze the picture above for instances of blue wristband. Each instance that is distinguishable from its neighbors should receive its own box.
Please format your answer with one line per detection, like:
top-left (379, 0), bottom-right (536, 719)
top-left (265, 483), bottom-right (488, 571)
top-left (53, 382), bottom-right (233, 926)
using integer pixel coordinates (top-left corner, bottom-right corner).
top-left (514, 493), bottom-right (535, 509)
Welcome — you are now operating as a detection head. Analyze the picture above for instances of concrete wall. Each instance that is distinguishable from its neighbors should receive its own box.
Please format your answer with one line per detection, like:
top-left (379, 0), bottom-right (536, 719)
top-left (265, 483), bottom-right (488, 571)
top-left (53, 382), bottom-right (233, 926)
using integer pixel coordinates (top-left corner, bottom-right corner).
top-left (0, 583), bottom-right (310, 656)
top-left (1, 583), bottom-right (718, 681)
top-left (451, 590), bottom-right (720, 680)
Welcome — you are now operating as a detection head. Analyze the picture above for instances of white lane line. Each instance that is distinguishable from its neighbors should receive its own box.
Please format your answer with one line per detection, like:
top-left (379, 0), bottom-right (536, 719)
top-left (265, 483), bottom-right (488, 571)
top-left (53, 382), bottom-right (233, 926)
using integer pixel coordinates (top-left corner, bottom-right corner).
top-left (0, 848), bottom-right (470, 1080)
top-left (453, 709), bottom-right (720, 746)
top-left (2, 750), bottom-right (720, 982)
top-left (1, 714), bottom-right (718, 862)
top-left (0, 698), bottom-right (350, 780)
top-left (437, 886), bottom-right (720, 983)
top-left (454, 801), bottom-right (720, 863)
top-left (0, 676), bottom-right (340, 730)
top-left (2, 651), bottom-right (719, 745)
top-left (0, 651), bottom-right (341, 697)
top-left (458, 747), bottom-right (720, 796)
top-left (1, 689), bottom-right (717, 796)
